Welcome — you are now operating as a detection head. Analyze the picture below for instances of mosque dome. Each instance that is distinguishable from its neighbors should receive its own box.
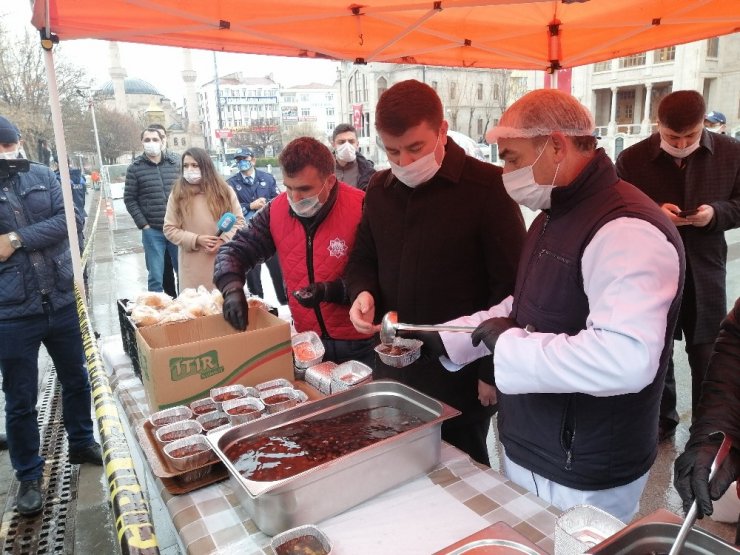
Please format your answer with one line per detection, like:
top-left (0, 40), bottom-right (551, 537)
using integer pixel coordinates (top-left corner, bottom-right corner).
top-left (98, 78), bottom-right (162, 96)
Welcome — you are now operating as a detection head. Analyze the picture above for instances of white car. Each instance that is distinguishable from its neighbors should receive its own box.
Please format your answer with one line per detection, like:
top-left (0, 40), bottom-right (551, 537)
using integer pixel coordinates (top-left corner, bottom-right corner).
top-left (446, 130), bottom-right (488, 162)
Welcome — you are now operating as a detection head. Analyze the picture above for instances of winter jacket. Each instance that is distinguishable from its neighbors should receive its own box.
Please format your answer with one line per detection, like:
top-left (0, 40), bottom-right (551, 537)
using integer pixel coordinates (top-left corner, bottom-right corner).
top-left (503, 149), bottom-right (685, 490)
top-left (226, 169), bottom-right (279, 220)
top-left (344, 138), bottom-right (526, 419)
top-left (335, 152), bottom-right (376, 191)
top-left (687, 297), bottom-right (740, 451)
top-left (124, 152), bottom-right (181, 229)
top-left (214, 182), bottom-right (371, 341)
top-left (617, 131), bottom-right (740, 344)
top-left (55, 168), bottom-right (87, 218)
top-left (0, 163), bottom-right (82, 319)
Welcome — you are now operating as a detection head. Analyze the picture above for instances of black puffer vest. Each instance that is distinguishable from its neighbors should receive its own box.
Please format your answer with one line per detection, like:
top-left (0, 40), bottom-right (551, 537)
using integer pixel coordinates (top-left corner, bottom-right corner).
top-left (500, 149), bottom-right (685, 490)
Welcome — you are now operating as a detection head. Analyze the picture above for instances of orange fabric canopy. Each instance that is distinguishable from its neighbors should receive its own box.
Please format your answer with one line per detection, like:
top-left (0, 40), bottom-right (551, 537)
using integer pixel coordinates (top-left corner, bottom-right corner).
top-left (32, 0), bottom-right (740, 71)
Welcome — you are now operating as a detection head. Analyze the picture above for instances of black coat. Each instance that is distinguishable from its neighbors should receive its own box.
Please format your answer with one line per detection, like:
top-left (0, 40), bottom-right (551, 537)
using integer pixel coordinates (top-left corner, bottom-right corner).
top-left (345, 138), bottom-right (526, 419)
top-left (124, 152), bottom-right (181, 230)
top-left (616, 131), bottom-right (740, 344)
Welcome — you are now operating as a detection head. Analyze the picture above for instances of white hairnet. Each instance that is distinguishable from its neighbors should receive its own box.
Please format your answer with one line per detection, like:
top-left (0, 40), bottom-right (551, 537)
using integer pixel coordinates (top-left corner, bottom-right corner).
top-left (486, 89), bottom-right (595, 143)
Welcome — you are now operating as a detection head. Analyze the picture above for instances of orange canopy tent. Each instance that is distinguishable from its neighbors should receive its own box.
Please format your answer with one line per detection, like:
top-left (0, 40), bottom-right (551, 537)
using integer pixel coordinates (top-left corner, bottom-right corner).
top-left (32, 0), bottom-right (740, 73)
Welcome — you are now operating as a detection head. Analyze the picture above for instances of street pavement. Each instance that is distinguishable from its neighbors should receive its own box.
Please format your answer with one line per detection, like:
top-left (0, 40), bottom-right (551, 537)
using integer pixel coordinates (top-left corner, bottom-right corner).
top-left (0, 193), bottom-right (738, 550)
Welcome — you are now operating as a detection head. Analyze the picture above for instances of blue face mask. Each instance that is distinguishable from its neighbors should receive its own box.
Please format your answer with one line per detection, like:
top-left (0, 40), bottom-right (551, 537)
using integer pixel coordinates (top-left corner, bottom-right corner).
top-left (238, 159), bottom-right (252, 172)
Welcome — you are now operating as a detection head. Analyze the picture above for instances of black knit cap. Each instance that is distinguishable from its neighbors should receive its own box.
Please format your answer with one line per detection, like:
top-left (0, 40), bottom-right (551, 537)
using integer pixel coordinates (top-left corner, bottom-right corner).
top-left (0, 116), bottom-right (20, 144)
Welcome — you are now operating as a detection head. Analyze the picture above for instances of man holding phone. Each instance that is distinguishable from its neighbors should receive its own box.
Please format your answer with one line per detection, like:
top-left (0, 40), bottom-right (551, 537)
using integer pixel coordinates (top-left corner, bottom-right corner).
top-left (617, 90), bottom-right (740, 441)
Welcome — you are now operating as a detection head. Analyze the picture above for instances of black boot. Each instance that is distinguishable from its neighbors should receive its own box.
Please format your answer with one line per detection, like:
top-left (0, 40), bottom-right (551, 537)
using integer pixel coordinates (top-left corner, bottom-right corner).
top-left (0, 432), bottom-right (7, 451)
top-left (17, 479), bottom-right (43, 516)
top-left (69, 442), bottom-right (103, 466)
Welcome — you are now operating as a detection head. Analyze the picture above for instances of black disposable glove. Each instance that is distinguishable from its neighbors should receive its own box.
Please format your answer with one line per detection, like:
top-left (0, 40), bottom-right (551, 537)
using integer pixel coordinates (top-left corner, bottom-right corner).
top-left (292, 279), bottom-right (347, 308)
top-left (674, 441), bottom-right (740, 518)
top-left (470, 317), bottom-right (519, 354)
top-left (397, 330), bottom-right (447, 357)
top-left (222, 287), bottom-right (248, 331)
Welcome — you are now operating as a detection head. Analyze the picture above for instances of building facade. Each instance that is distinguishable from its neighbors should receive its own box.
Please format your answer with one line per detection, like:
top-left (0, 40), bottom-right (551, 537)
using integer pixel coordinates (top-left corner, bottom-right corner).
top-left (572, 33), bottom-right (740, 160)
top-left (279, 83), bottom-right (340, 144)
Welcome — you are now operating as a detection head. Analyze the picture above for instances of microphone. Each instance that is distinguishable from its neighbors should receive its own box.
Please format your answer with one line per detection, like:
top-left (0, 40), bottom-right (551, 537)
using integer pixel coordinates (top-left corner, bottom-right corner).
top-left (216, 212), bottom-right (237, 237)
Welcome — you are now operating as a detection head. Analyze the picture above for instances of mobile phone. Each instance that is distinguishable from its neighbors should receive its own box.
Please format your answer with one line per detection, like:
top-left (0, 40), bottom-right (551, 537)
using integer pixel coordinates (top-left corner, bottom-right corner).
top-left (677, 208), bottom-right (699, 218)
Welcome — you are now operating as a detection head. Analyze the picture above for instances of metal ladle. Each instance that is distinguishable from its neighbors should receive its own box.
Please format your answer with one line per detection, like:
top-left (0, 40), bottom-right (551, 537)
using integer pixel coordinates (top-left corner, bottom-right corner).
top-left (380, 311), bottom-right (476, 345)
top-left (667, 432), bottom-right (733, 555)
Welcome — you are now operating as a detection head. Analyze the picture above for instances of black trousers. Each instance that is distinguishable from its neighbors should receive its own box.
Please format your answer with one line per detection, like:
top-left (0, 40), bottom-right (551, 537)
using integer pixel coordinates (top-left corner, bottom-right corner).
top-left (245, 256), bottom-right (288, 305)
top-left (442, 413), bottom-right (493, 467)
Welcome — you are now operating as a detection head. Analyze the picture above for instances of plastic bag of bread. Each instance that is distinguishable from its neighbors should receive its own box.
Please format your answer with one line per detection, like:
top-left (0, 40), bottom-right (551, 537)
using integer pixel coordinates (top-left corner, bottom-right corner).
top-left (130, 305), bottom-right (162, 327)
top-left (158, 308), bottom-right (195, 324)
top-left (174, 286), bottom-right (221, 317)
top-left (134, 291), bottom-right (174, 309)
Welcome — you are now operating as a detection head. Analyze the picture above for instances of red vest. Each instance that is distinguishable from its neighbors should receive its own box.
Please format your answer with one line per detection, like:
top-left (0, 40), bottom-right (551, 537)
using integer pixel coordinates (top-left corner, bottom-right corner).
top-left (270, 182), bottom-right (370, 340)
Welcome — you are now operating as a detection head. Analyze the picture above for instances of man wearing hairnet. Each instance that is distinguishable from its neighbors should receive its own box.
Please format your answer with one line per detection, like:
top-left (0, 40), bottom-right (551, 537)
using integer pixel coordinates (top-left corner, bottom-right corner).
top-left (428, 90), bottom-right (686, 522)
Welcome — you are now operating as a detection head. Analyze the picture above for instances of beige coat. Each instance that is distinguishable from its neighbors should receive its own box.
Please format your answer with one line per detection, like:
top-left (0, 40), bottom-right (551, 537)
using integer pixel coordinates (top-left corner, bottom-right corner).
top-left (164, 187), bottom-right (245, 291)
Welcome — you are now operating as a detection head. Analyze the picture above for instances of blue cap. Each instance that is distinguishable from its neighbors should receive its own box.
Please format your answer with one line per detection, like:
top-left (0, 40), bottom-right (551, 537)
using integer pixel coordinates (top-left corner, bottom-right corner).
top-left (705, 111), bottom-right (726, 125)
top-left (234, 147), bottom-right (254, 159)
top-left (0, 116), bottom-right (20, 144)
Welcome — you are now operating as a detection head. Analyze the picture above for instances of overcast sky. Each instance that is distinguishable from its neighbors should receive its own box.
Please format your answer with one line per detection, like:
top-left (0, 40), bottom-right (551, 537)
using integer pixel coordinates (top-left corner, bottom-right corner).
top-left (2, 3), bottom-right (340, 104)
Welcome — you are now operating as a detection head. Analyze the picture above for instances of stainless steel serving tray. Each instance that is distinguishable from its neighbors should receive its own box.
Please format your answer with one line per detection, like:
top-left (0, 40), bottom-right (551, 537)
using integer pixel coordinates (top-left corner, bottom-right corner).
top-left (206, 380), bottom-right (460, 535)
top-left (587, 509), bottom-right (740, 555)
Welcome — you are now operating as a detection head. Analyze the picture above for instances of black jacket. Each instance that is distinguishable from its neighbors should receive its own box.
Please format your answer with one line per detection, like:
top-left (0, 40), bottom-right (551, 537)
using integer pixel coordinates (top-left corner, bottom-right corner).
top-left (124, 152), bottom-right (181, 229)
top-left (345, 138), bottom-right (526, 419)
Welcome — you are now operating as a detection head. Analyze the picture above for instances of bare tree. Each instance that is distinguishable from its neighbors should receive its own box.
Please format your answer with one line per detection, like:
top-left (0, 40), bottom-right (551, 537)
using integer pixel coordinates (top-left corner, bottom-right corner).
top-left (92, 106), bottom-right (143, 165)
top-left (281, 121), bottom-right (325, 145)
top-left (481, 70), bottom-right (528, 139)
top-left (0, 24), bottom-right (88, 163)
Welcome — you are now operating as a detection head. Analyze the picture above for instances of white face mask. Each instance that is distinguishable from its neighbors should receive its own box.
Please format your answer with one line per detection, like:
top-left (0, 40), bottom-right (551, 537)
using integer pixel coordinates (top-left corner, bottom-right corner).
top-left (288, 181), bottom-right (328, 218)
top-left (335, 142), bottom-right (357, 164)
top-left (502, 137), bottom-right (559, 211)
top-left (705, 126), bottom-right (723, 134)
top-left (183, 170), bottom-right (202, 185)
top-left (0, 149), bottom-right (20, 160)
top-left (143, 142), bottom-right (162, 157)
top-left (660, 138), bottom-right (700, 159)
top-left (389, 135), bottom-right (442, 188)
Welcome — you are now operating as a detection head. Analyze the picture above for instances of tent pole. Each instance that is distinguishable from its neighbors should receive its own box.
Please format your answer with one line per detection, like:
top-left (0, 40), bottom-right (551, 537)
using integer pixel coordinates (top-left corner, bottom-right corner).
top-left (42, 45), bottom-right (85, 297)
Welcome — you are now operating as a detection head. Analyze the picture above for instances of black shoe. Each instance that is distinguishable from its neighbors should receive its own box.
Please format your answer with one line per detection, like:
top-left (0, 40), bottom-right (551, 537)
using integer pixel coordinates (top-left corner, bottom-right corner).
top-left (0, 432), bottom-right (7, 451)
top-left (69, 442), bottom-right (103, 466)
top-left (658, 421), bottom-right (677, 442)
top-left (17, 479), bottom-right (43, 516)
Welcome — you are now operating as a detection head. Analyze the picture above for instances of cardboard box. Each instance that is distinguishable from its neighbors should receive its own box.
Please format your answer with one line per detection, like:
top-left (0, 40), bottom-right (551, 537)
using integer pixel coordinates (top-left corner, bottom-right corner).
top-left (136, 308), bottom-right (293, 411)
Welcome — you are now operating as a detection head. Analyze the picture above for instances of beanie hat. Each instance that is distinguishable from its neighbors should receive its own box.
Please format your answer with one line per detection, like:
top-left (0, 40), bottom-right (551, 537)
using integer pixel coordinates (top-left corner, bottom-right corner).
top-left (0, 116), bottom-right (20, 144)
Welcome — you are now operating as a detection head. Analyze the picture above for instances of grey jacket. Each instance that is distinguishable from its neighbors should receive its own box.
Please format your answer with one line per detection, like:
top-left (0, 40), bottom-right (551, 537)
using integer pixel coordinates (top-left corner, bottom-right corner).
top-left (124, 152), bottom-right (181, 229)
top-left (0, 163), bottom-right (82, 319)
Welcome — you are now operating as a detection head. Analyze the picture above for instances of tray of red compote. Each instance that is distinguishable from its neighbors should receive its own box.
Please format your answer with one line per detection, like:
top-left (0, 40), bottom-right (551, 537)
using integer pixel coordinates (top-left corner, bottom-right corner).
top-left (205, 380), bottom-right (460, 535)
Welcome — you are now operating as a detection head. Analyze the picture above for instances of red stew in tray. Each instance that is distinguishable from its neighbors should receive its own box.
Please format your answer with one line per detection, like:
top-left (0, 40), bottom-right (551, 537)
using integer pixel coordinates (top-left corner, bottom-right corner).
top-left (225, 406), bottom-right (424, 481)
top-left (213, 392), bottom-right (242, 402)
top-left (293, 342), bottom-right (317, 362)
top-left (192, 404), bottom-right (216, 415)
top-left (275, 535), bottom-right (328, 555)
top-left (160, 430), bottom-right (193, 442)
top-left (227, 405), bottom-right (259, 415)
top-left (170, 444), bottom-right (209, 458)
top-left (263, 394), bottom-right (293, 405)
top-left (377, 344), bottom-right (412, 356)
top-left (201, 416), bottom-right (229, 430)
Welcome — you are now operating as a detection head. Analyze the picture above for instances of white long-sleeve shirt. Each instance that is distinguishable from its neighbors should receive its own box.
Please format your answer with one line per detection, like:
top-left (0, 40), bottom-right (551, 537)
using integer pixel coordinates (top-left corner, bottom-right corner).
top-left (441, 217), bottom-right (681, 397)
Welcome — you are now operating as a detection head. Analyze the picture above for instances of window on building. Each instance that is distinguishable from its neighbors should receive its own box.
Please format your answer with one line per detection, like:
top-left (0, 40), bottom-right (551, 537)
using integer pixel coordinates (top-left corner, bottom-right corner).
top-left (377, 76), bottom-right (388, 98)
top-left (173, 138), bottom-right (179, 146)
top-left (654, 46), bottom-right (675, 63)
top-left (450, 82), bottom-right (457, 100)
top-left (326, 107), bottom-right (334, 116)
top-left (614, 137), bottom-right (625, 158)
top-left (327, 122), bottom-right (334, 132)
top-left (476, 83), bottom-right (483, 100)
top-left (706, 37), bottom-right (719, 58)
top-left (182, 139), bottom-right (186, 147)
top-left (431, 81), bottom-right (438, 91)
top-left (618, 53), bottom-right (646, 68)
top-left (493, 84), bottom-right (500, 101)
top-left (301, 108), bottom-right (311, 117)
top-left (477, 118), bottom-right (484, 136)
top-left (593, 60), bottom-right (611, 72)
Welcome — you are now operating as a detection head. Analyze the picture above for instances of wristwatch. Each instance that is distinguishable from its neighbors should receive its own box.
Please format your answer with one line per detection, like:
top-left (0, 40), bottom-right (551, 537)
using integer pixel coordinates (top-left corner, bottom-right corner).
top-left (7, 232), bottom-right (22, 249)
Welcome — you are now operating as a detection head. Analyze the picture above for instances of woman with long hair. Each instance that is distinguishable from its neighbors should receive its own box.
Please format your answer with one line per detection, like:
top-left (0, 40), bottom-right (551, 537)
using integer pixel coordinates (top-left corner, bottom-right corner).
top-left (164, 147), bottom-right (245, 291)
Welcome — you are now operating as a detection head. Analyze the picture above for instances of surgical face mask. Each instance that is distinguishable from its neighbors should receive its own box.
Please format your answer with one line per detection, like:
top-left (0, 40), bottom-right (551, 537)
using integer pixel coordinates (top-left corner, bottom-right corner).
top-left (183, 170), bottom-right (201, 185)
top-left (238, 159), bottom-right (252, 172)
top-left (143, 142), bottom-right (162, 157)
top-left (660, 138), bottom-right (701, 159)
top-left (288, 182), bottom-right (328, 218)
top-left (705, 126), bottom-right (723, 134)
top-left (502, 138), bottom-right (558, 211)
top-left (389, 135), bottom-right (442, 188)
top-left (0, 149), bottom-right (20, 160)
top-left (335, 142), bottom-right (357, 164)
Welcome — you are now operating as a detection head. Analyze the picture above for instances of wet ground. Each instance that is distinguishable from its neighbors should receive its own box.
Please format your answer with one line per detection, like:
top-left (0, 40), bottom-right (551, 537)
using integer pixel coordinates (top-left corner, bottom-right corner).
top-left (0, 192), bottom-right (737, 551)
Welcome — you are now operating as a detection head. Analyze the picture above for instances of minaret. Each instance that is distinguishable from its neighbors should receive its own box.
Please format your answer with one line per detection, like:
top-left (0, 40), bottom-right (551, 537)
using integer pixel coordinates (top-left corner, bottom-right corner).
top-left (109, 42), bottom-right (128, 113)
top-left (182, 49), bottom-right (200, 134)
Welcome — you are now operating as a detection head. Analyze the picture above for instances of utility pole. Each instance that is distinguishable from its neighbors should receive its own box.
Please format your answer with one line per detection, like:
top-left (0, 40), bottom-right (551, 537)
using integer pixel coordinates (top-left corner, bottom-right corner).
top-left (77, 87), bottom-right (106, 196)
top-left (212, 52), bottom-right (226, 167)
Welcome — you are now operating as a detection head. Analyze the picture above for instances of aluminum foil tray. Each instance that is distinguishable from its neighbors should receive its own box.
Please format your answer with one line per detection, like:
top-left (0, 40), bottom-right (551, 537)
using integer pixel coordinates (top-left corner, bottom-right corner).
top-left (206, 380), bottom-right (460, 535)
